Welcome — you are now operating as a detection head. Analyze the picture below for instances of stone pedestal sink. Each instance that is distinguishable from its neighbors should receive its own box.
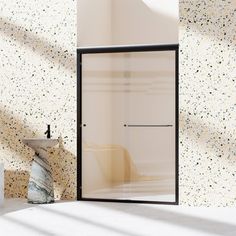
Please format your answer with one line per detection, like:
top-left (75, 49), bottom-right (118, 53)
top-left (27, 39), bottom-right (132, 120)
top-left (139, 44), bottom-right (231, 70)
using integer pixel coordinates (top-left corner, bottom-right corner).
top-left (23, 138), bottom-right (58, 204)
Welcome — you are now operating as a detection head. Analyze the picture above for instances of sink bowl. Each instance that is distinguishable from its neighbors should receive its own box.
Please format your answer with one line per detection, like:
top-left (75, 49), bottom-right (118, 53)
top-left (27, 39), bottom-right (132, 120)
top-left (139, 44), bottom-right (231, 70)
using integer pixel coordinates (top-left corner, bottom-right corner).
top-left (23, 138), bottom-right (59, 204)
top-left (23, 138), bottom-right (58, 149)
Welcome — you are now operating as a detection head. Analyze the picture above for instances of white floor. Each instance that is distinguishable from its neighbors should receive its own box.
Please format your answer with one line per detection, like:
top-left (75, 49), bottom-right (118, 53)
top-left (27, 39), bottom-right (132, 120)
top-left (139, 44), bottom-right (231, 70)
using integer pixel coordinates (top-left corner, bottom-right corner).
top-left (1, 199), bottom-right (236, 236)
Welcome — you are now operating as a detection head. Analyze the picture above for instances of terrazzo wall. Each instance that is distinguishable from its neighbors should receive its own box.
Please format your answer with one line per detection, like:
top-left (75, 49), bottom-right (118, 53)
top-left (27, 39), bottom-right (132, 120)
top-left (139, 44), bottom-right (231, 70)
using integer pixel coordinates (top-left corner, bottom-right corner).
top-left (0, 0), bottom-right (235, 206)
top-left (179, 0), bottom-right (236, 206)
top-left (0, 0), bottom-right (76, 199)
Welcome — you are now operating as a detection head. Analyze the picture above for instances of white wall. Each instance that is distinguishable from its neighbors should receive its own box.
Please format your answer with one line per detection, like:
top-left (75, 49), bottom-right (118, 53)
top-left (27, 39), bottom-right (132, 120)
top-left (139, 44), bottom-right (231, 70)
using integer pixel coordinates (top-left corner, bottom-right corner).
top-left (77, 0), bottom-right (112, 46)
top-left (77, 0), bottom-right (178, 46)
top-left (111, 0), bottom-right (178, 45)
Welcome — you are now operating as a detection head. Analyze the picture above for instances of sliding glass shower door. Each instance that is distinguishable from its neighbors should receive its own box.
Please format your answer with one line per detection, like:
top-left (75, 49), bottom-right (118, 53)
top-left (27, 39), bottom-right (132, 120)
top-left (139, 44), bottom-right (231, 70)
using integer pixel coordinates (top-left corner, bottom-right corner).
top-left (78, 45), bottom-right (178, 204)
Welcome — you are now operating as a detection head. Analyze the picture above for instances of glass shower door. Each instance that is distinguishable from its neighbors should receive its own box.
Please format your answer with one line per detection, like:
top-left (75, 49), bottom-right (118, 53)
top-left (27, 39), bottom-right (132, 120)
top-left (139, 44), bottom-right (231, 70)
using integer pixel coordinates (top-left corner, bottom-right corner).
top-left (79, 46), bottom-right (178, 203)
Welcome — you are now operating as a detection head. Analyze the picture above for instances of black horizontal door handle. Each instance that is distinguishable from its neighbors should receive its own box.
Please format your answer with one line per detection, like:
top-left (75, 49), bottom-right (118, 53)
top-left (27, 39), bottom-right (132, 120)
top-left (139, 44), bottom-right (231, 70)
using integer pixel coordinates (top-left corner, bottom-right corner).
top-left (124, 124), bottom-right (173, 127)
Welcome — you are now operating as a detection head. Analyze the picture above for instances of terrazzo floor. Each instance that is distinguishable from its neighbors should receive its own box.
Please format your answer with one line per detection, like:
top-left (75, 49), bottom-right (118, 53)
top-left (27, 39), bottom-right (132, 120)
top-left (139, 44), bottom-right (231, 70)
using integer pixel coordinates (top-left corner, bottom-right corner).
top-left (1, 199), bottom-right (236, 236)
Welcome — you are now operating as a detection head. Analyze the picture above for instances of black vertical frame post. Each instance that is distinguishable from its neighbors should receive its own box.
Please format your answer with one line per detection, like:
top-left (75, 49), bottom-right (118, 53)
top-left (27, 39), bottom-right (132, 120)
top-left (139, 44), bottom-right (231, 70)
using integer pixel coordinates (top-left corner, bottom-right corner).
top-left (77, 44), bottom-right (179, 205)
top-left (77, 52), bottom-right (82, 200)
top-left (175, 46), bottom-right (179, 205)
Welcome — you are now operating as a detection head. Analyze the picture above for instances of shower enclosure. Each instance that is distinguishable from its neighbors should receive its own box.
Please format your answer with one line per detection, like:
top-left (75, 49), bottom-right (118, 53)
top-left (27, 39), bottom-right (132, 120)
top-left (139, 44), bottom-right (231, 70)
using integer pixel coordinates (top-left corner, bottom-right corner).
top-left (77, 44), bottom-right (178, 204)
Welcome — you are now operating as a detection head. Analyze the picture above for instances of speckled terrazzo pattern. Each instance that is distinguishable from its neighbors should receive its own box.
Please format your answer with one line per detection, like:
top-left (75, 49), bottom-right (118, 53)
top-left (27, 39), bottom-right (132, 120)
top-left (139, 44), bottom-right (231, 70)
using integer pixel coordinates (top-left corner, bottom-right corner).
top-left (179, 0), bottom-right (236, 206)
top-left (1, 0), bottom-right (235, 206)
top-left (0, 0), bottom-right (76, 200)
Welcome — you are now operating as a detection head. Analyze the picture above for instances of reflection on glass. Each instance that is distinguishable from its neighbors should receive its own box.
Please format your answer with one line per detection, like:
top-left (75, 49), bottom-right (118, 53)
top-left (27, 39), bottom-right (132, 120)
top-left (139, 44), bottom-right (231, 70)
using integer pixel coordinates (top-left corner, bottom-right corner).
top-left (82, 51), bottom-right (176, 202)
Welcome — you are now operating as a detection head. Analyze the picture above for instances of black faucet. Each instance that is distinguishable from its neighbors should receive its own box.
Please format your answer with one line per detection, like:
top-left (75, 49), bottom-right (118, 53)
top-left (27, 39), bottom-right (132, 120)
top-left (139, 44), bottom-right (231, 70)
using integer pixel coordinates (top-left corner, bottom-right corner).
top-left (44, 124), bottom-right (51, 139)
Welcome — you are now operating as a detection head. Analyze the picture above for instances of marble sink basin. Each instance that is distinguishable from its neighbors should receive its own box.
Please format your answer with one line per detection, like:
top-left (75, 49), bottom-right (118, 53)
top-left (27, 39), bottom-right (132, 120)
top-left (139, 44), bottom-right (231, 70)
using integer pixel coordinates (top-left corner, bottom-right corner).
top-left (23, 138), bottom-right (58, 149)
top-left (23, 138), bottom-right (59, 204)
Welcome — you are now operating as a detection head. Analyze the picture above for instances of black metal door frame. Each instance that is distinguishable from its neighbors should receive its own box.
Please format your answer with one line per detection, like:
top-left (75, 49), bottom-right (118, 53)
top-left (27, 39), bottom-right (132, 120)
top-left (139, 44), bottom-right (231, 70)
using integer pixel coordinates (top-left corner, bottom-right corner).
top-left (77, 44), bottom-right (179, 205)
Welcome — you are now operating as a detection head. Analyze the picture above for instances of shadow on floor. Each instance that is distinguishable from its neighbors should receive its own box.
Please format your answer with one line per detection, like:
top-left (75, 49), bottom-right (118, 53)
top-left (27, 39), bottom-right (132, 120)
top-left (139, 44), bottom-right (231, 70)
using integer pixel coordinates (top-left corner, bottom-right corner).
top-left (86, 202), bottom-right (236, 235)
top-left (1, 215), bottom-right (55, 236)
top-left (0, 199), bottom-right (32, 216)
top-left (38, 205), bottom-right (144, 236)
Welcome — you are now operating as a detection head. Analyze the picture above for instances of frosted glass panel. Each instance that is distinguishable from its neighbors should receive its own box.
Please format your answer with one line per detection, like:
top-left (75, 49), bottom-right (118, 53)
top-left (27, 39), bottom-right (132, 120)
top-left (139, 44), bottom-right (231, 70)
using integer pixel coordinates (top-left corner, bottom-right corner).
top-left (81, 50), bottom-right (177, 202)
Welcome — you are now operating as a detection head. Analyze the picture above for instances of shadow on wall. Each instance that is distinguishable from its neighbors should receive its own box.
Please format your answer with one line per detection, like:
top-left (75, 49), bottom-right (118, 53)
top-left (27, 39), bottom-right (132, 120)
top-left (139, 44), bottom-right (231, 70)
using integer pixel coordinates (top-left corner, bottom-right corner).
top-left (4, 170), bottom-right (29, 198)
top-left (0, 12), bottom-right (76, 199)
top-left (179, 111), bottom-right (236, 160)
top-left (0, 16), bottom-right (76, 74)
top-left (0, 107), bottom-right (37, 161)
top-left (180, 0), bottom-right (236, 43)
top-left (0, 108), bottom-right (76, 199)
top-left (0, 107), bottom-right (36, 198)
top-left (49, 139), bottom-right (76, 200)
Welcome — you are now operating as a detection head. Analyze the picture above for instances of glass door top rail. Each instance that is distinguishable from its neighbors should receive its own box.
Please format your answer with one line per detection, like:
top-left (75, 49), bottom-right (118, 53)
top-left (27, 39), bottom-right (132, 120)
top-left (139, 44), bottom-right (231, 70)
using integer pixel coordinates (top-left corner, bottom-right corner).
top-left (77, 44), bottom-right (179, 54)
